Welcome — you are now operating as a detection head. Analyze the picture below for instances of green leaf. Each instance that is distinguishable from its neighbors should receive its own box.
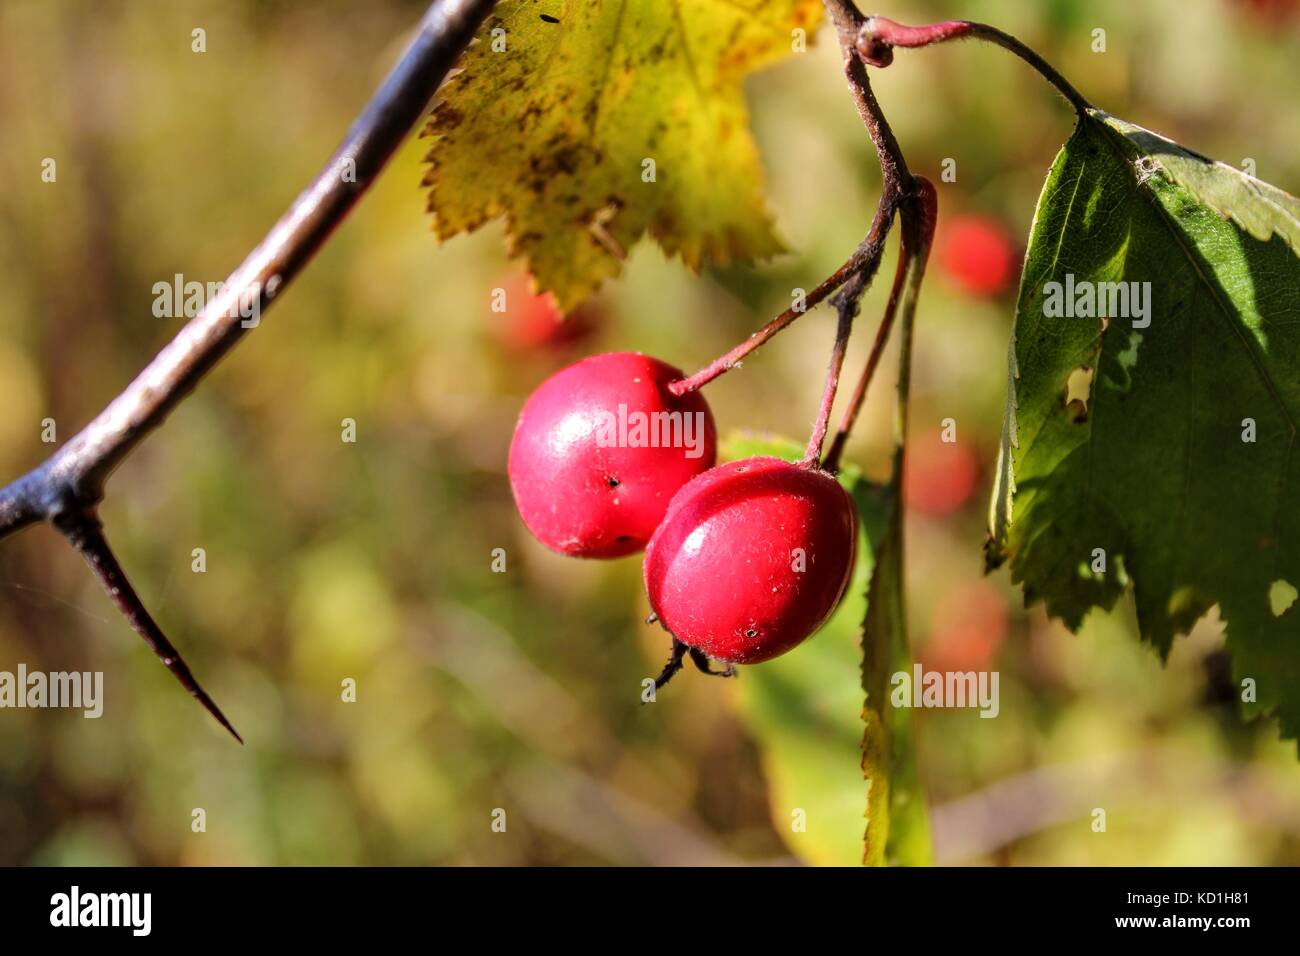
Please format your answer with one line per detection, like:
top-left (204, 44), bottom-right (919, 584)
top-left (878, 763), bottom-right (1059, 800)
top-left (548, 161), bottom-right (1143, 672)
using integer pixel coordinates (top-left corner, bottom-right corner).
top-left (421, 0), bottom-right (822, 311)
top-left (723, 432), bottom-right (932, 866)
top-left (988, 109), bottom-right (1300, 739)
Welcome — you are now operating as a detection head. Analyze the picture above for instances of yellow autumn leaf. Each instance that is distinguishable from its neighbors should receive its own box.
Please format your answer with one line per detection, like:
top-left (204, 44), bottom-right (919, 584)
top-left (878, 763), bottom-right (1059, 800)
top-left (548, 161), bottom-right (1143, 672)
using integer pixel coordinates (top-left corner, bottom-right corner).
top-left (421, 0), bottom-right (823, 311)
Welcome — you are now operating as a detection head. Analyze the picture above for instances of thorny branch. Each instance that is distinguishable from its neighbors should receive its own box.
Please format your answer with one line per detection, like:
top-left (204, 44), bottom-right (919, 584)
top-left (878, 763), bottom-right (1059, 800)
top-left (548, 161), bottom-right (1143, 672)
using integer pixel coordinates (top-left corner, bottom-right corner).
top-left (0, 0), bottom-right (499, 739)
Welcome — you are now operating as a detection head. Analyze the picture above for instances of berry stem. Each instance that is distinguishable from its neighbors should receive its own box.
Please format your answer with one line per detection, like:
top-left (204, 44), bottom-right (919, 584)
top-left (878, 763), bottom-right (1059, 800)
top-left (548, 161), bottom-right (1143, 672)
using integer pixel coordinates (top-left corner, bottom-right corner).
top-left (823, 178), bottom-right (938, 475)
top-left (666, 210), bottom-right (896, 398)
top-left (822, 237), bottom-right (909, 474)
top-left (670, 0), bottom-right (914, 402)
top-left (803, 271), bottom-right (866, 467)
top-left (856, 16), bottom-right (1092, 115)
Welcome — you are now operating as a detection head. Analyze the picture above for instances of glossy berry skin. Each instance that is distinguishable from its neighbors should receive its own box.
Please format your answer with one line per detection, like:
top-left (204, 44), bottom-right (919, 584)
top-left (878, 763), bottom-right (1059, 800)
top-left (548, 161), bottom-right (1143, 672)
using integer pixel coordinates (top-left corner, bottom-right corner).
top-left (644, 457), bottom-right (857, 664)
top-left (509, 352), bottom-right (717, 558)
top-left (937, 215), bottom-right (1018, 298)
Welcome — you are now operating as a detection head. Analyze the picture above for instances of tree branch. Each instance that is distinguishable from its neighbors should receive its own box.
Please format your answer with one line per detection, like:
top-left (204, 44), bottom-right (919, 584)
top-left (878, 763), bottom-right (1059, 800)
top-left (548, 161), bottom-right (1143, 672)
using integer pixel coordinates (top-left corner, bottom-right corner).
top-left (0, 0), bottom-right (498, 737)
top-left (0, 0), bottom-right (497, 541)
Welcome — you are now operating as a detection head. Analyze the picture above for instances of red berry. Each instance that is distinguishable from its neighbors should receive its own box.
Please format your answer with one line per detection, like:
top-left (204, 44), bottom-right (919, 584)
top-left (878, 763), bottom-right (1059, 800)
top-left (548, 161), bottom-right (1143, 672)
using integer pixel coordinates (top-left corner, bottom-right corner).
top-left (921, 580), bottom-right (1008, 673)
top-left (644, 457), bottom-right (857, 664)
top-left (492, 273), bottom-right (596, 351)
top-left (936, 215), bottom-right (1018, 298)
top-left (508, 352), bottom-right (717, 558)
top-left (1238, 0), bottom-right (1300, 24)
top-left (903, 433), bottom-right (980, 516)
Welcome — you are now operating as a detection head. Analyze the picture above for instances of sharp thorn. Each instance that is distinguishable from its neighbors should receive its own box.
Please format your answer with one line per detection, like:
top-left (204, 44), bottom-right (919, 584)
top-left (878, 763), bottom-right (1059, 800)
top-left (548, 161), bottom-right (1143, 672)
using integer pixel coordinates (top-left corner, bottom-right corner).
top-left (56, 509), bottom-right (243, 743)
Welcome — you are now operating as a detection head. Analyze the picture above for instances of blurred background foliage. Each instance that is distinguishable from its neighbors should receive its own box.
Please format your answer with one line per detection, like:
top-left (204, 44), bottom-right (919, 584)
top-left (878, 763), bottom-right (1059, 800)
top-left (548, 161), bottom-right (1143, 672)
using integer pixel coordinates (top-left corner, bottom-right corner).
top-left (2, 0), bottom-right (1300, 865)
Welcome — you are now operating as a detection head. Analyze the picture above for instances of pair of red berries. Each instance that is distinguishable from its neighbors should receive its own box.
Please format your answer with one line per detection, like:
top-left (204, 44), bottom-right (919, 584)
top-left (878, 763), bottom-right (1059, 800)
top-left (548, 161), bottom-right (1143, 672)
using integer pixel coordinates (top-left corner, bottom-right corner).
top-left (508, 352), bottom-right (857, 683)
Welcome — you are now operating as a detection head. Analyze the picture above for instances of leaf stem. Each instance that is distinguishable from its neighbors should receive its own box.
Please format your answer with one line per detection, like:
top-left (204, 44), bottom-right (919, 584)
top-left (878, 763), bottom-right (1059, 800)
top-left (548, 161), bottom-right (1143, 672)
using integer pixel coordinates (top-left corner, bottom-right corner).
top-left (857, 16), bottom-right (1092, 115)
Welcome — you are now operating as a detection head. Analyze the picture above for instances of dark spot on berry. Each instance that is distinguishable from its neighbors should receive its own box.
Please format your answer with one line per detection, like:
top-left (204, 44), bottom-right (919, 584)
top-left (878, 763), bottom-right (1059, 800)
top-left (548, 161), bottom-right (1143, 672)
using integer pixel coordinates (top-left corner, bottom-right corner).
top-left (616, 535), bottom-right (631, 543)
top-left (745, 628), bottom-right (758, 639)
top-left (606, 476), bottom-right (621, 488)
top-left (540, 13), bottom-right (560, 23)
